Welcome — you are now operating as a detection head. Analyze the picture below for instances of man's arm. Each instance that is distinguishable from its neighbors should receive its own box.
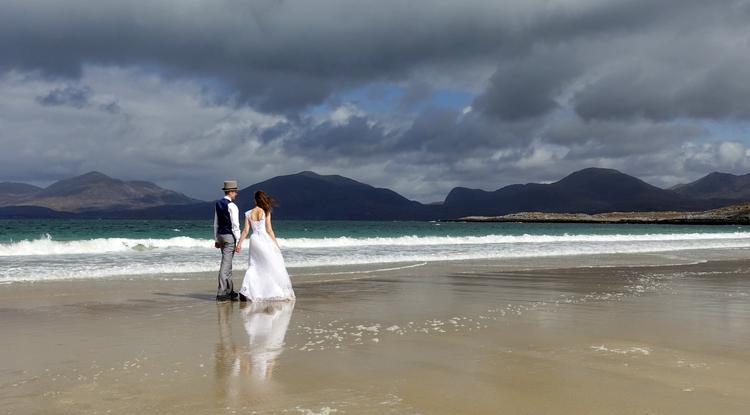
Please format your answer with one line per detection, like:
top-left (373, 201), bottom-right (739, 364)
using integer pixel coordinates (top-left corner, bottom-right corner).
top-left (229, 202), bottom-right (241, 241)
top-left (213, 208), bottom-right (221, 248)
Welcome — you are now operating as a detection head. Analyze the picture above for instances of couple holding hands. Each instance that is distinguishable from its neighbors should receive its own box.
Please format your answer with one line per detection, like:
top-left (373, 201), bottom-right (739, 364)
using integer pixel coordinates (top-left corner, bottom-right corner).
top-left (214, 180), bottom-right (295, 303)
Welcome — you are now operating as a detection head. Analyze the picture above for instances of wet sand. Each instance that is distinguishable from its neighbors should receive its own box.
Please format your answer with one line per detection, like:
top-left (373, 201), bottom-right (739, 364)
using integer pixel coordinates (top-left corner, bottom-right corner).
top-left (2, 251), bottom-right (750, 414)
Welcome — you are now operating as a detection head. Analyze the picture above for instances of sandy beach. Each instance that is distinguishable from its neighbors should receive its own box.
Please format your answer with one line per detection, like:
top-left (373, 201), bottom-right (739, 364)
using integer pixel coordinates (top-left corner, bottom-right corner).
top-left (2, 251), bottom-right (750, 414)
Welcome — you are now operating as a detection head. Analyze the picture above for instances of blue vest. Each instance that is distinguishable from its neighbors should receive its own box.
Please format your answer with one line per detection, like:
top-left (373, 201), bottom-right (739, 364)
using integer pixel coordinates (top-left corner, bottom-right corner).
top-left (215, 198), bottom-right (234, 236)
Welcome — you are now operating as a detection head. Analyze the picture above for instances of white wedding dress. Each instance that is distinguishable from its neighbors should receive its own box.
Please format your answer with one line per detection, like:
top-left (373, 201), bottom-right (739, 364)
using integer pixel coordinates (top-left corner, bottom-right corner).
top-left (239, 210), bottom-right (295, 302)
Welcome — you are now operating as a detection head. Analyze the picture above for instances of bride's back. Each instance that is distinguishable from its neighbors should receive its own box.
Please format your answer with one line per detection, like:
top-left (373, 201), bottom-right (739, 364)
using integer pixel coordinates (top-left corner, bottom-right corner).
top-left (249, 207), bottom-right (265, 221)
top-left (248, 207), bottom-right (266, 233)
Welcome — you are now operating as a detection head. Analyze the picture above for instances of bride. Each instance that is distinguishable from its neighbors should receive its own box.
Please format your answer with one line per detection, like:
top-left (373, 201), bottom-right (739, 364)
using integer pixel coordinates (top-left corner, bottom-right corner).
top-left (237, 190), bottom-right (295, 302)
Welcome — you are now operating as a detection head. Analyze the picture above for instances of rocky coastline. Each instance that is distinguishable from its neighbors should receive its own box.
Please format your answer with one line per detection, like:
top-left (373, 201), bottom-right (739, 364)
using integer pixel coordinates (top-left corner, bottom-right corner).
top-left (452, 203), bottom-right (750, 225)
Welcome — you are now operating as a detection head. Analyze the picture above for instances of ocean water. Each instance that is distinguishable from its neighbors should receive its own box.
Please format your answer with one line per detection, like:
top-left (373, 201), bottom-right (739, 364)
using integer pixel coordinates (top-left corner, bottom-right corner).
top-left (1, 219), bottom-right (750, 282)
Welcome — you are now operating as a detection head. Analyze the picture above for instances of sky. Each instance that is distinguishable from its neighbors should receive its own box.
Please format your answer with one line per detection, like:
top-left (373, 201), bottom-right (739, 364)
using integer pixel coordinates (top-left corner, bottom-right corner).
top-left (2, 0), bottom-right (750, 202)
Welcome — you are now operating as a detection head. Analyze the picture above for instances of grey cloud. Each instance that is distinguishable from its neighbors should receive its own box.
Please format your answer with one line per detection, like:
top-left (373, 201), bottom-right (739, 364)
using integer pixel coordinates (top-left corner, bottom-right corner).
top-left (568, 2), bottom-right (750, 122)
top-left (541, 118), bottom-right (708, 159)
top-left (259, 121), bottom-right (293, 144)
top-left (681, 142), bottom-right (750, 175)
top-left (35, 84), bottom-right (121, 114)
top-left (279, 106), bottom-right (534, 166)
top-left (99, 100), bottom-right (121, 114)
top-left (36, 85), bottom-right (92, 108)
top-left (574, 57), bottom-right (750, 121)
top-left (5, 0), bottom-right (741, 116)
top-left (282, 116), bottom-right (395, 160)
top-left (473, 46), bottom-right (583, 120)
top-left (396, 108), bottom-right (515, 158)
top-left (0, 0), bottom-right (511, 112)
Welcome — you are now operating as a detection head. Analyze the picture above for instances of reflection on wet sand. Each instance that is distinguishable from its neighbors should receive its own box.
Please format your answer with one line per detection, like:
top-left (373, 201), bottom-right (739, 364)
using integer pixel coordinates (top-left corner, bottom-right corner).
top-left (240, 301), bottom-right (296, 379)
top-left (215, 301), bottom-right (295, 407)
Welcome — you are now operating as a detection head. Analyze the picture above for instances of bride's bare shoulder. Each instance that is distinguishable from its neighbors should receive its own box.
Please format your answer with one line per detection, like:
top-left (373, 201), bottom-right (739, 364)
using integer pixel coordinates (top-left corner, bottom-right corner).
top-left (249, 207), bottom-right (264, 220)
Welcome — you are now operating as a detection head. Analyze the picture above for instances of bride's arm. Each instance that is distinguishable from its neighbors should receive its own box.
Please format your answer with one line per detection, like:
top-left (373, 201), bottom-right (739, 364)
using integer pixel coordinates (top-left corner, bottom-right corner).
top-left (236, 215), bottom-right (251, 253)
top-left (265, 212), bottom-right (281, 250)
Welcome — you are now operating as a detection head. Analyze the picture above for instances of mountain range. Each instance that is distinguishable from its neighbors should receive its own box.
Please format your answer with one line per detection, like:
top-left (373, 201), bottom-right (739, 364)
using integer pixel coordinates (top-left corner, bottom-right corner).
top-left (441, 168), bottom-right (707, 218)
top-left (671, 172), bottom-right (750, 201)
top-left (233, 171), bottom-right (432, 220)
top-left (0, 172), bottom-right (198, 212)
top-left (2, 168), bottom-right (750, 220)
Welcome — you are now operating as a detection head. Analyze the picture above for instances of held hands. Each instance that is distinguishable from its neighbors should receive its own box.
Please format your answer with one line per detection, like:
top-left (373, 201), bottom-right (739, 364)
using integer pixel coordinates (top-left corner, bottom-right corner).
top-left (216, 240), bottom-right (242, 253)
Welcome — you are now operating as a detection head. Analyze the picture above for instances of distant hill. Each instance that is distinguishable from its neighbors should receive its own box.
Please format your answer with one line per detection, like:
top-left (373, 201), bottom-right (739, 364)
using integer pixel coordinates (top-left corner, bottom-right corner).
top-left (91, 171), bottom-right (434, 220)
top-left (0, 182), bottom-right (42, 196)
top-left (672, 172), bottom-right (750, 201)
top-left (3, 168), bottom-right (750, 220)
top-left (0, 171), bottom-right (199, 212)
top-left (0, 182), bottom-right (43, 205)
top-left (441, 168), bottom-right (706, 217)
top-left (235, 171), bottom-right (434, 220)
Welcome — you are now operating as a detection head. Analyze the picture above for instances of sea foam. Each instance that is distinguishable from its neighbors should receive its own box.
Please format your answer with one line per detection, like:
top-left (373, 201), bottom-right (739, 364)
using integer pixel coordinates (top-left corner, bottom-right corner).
top-left (0, 234), bottom-right (211, 256)
top-left (4, 231), bottom-right (750, 257)
top-left (3, 231), bottom-right (750, 281)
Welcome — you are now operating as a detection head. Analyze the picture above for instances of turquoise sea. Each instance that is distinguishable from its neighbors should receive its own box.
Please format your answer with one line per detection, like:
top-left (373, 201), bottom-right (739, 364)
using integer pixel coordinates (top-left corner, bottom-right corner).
top-left (1, 219), bottom-right (750, 282)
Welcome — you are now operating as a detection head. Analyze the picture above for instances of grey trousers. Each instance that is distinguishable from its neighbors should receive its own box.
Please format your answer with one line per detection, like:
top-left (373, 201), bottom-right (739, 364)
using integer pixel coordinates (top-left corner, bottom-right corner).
top-left (216, 233), bottom-right (236, 296)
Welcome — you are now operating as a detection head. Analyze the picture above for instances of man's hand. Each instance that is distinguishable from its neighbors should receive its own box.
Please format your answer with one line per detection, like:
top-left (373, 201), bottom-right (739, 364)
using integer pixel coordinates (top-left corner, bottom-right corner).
top-left (235, 245), bottom-right (241, 253)
top-left (214, 241), bottom-right (222, 249)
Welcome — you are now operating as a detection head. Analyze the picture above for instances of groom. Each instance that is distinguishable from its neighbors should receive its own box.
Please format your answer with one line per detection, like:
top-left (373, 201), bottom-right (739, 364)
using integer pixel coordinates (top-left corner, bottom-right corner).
top-left (214, 180), bottom-right (241, 302)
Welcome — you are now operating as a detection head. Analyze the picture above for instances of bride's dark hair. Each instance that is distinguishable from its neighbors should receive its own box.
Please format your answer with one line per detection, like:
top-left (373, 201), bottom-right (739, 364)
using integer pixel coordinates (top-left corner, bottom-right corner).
top-left (254, 190), bottom-right (277, 214)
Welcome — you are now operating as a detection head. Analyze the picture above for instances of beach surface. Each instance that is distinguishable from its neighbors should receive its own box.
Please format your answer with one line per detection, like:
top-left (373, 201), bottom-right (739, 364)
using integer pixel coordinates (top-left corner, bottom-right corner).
top-left (2, 251), bottom-right (750, 414)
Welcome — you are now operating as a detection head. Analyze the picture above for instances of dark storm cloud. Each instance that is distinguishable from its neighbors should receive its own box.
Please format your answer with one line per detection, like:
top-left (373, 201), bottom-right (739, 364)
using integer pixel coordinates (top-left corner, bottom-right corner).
top-left (472, 46), bottom-right (583, 120)
top-left (472, 1), bottom-right (750, 122)
top-left (3, 0), bottom-right (744, 117)
top-left (279, 106), bottom-right (536, 168)
top-left (396, 108), bottom-right (523, 158)
top-left (283, 115), bottom-right (395, 158)
top-left (0, 0), bottom-right (507, 113)
top-left (574, 58), bottom-right (750, 121)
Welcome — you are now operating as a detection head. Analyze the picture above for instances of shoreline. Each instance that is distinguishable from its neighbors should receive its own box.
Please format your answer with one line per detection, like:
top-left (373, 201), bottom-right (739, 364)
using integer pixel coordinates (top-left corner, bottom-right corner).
top-left (449, 217), bottom-right (750, 225)
top-left (2, 246), bottom-right (749, 286)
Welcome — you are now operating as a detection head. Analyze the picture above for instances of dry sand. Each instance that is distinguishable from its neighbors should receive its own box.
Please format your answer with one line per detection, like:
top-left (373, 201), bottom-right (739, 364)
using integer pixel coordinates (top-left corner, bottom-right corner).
top-left (2, 251), bottom-right (750, 414)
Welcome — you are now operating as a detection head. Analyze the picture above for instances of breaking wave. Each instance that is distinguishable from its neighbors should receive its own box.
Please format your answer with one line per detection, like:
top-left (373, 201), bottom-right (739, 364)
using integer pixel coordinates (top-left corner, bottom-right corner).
top-left (3, 232), bottom-right (750, 257)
